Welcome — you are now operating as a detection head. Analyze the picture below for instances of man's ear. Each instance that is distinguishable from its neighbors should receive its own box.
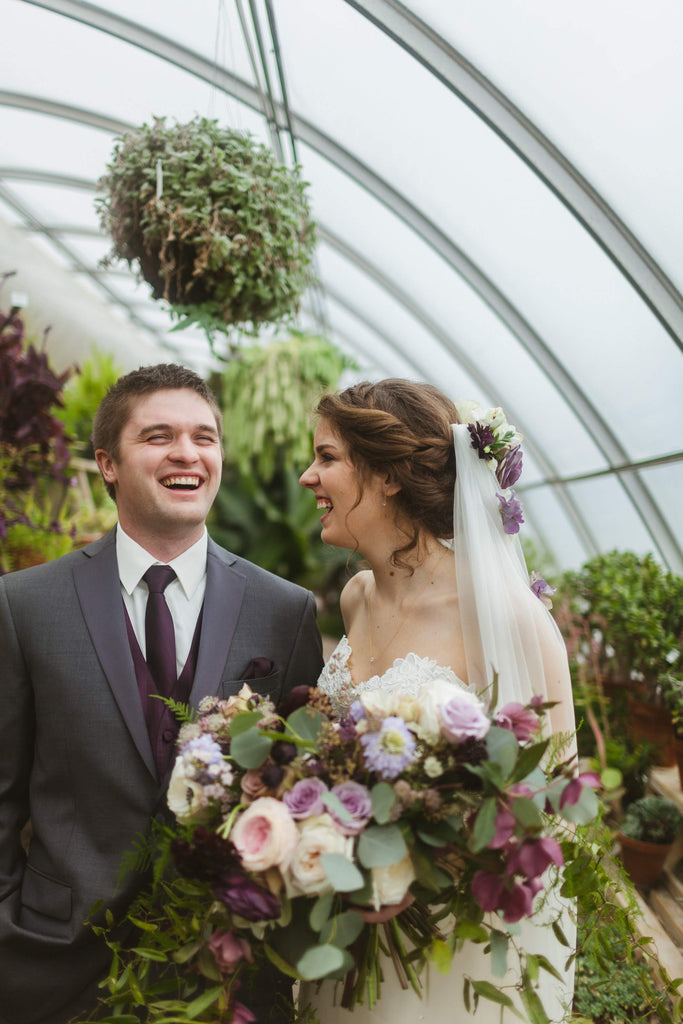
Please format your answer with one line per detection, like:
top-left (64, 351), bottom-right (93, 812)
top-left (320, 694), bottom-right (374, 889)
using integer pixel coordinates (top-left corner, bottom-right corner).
top-left (95, 449), bottom-right (116, 485)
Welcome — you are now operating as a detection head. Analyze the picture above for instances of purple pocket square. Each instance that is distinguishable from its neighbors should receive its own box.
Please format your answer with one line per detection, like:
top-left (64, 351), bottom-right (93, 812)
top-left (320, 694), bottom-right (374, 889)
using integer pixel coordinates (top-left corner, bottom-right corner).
top-left (240, 657), bottom-right (275, 680)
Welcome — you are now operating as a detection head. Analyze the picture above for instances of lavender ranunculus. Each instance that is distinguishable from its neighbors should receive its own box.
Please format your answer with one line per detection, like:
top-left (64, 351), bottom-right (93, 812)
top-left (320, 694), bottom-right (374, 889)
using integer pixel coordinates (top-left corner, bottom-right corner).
top-left (329, 781), bottom-right (373, 835)
top-left (361, 717), bottom-right (417, 779)
top-left (496, 445), bottom-right (523, 489)
top-left (282, 777), bottom-right (329, 819)
top-left (439, 692), bottom-right (490, 744)
top-left (214, 870), bottom-right (281, 921)
top-left (496, 491), bottom-right (524, 535)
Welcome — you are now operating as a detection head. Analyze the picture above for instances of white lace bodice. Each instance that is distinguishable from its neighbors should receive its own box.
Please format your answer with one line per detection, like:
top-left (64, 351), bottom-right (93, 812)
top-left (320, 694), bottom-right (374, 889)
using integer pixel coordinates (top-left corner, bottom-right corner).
top-left (318, 636), bottom-right (469, 717)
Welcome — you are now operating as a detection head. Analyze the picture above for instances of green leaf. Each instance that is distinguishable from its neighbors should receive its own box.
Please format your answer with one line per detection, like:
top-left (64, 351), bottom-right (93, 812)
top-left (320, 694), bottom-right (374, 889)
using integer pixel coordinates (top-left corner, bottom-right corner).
top-left (357, 824), bottom-right (407, 868)
top-left (320, 853), bottom-right (365, 892)
top-left (172, 939), bottom-right (202, 964)
top-left (454, 920), bottom-right (489, 942)
top-left (471, 980), bottom-right (517, 1008)
top-left (184, 984), bottom-right (225, 1019)
top-left (511, 740), bottom-right (549, 783)
top-left (511, 796), bottom-right (542, 830)
top-left (321, 790), bottom-right (353, 822)
top-left (520, 974), bottom-right (550, 1024)
top-left (371, 781), bottom-right (396, 824)
top-left (551, 920), bottom-right (570, 948)
top-left (489, 929), bottom-right (509, 978)
top-left (228, 710), bottom-right (263, 736)
top-left (485, 726), bottom-right (519, 777)
top-left (470, 797), bottom-right (497, 853)
top-left (285, 706), bottom-right (328, 743)
top-left (264, 942), bottom-right (300, 979)
top-left (319, 910), bottom-right (364, 948)
top-left (601, 766), bottom-right (623, 790)
top-left (430, 938), bottom-right (453, 974)
top-left (130, 947), bottom-right (167, 962)
top-left (533, 953), bottom-right (563, 982)
top-left (296, 944), bottom-right (346, 980)
top-left (559, 785), bottom-right (599, 825)
top-left (229, 726), bottom-right (272, 768)
top-left (309, 890), bottom-right (334, 933)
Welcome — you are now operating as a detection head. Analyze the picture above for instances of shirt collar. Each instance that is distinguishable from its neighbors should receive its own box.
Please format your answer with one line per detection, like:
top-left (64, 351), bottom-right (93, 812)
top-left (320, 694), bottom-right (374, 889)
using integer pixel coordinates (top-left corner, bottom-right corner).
top-left (116, 524), bottom-right (208, 599)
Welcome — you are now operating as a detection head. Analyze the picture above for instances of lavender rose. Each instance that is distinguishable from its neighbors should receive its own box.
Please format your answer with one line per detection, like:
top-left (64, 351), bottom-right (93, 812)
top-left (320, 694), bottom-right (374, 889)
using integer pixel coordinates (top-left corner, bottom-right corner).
top-left (439, 691), bottom-right (490, 744)
top-left (282, 777), bottom-right (329, 819)
top-left (329, 781), bottom-right (373, 835)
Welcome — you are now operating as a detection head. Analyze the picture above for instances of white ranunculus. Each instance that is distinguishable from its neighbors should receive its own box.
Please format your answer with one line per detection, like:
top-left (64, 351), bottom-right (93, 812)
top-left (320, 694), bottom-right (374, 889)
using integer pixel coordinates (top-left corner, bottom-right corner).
top-left (417, 677), bottom-right (481, 742)
top-left (453, 399), bottom-right (482, 424)
top-left (360, 688), bottom-right (397, 719)
top-left (371, 853), bottom-right (416, 908)
top-left (167, 762), bottom-right (209, 824)
top-left (283, 814), bottom-right (354, 898)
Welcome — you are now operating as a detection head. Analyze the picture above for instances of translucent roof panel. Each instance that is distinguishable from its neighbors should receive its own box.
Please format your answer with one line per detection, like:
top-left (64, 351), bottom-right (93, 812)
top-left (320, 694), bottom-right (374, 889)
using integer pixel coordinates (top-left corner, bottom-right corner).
top-left (0, 0), bottom-right (680, 572)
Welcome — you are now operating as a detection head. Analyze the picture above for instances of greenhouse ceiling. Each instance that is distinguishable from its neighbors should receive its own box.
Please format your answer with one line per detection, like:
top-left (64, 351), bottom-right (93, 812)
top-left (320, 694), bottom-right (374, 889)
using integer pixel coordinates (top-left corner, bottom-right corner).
top-left (0, 0), bottom-right (682, 573)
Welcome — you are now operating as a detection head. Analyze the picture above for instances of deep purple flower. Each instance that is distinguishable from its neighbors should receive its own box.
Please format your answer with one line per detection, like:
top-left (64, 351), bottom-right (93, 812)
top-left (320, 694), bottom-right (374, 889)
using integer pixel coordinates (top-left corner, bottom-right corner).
top-left (496, 445), bottom-right (523, 489)
top-left (171, 827), bottom-right (239, 882)
top-left (506, 837), bottom-right (564, 878)
top-left (495, 702), bottom-right (541, 742)
top-left (468, 421), bottom-right (497, 460)
top-left (488, 807), bottom-right (517, 849)
top-left (231, 1002), bottom-right (257, 1024)
top-left (498, 880), bottom-right (535, 922)
top-left (496, 491), bottom-right (525, 535)
top-left (282, 777), bottom-right (328, 819)
top-left (270, 740), bottom-right (298, 765)
top-left (214, 870), bottom-right (281, 921)
top-left (360, 717), bottom-right (417, 779)
top-left (260, 763), bottom-right (285, 789)
top-left (329, 781), bottom-right (373, 835)
top-left (277, 685), bottom-right (313, 719)
top-left (559, 772), bottom-right (601, 809)
top-left (471, 869), bottom-right (505, 912)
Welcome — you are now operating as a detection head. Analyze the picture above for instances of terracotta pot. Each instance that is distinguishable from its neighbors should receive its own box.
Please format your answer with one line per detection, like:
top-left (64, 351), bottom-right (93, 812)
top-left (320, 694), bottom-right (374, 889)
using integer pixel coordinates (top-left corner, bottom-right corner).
top-left (618, 831), bottom-right (672, 889)
top-left (675, 734), bottom-right (683, 790)
top-left (627, 695), bottom-right (676, 766)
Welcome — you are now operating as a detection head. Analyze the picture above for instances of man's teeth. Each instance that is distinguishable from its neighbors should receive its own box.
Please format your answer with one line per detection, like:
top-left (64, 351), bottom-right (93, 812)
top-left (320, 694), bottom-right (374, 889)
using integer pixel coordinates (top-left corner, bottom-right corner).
top-left (317, 498), bottom-right (333, 511)
top-left (162, 476), bottom-right (200, 489)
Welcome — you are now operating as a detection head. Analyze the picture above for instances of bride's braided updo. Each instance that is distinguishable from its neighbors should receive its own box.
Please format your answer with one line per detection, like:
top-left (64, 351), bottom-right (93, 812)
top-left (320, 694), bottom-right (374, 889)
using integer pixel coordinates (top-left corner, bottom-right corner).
top-left (316, 379), bottom-right (459, 568)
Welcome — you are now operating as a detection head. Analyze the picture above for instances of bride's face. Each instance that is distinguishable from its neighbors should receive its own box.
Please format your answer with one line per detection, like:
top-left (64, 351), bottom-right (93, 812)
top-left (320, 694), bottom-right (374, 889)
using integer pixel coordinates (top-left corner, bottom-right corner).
top-left (299, 419), bottom-right (387, 549)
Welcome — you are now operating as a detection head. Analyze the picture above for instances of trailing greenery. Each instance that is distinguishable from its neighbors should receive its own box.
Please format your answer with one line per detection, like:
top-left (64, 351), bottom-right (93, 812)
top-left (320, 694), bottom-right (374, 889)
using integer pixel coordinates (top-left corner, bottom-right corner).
top-left (618, 795), bottom-right (682, 845)
top-left (219, 333), bottom-right (355, 481)
top-left (56, 348), bottom-right (122, 456)
top-left (97, 117), bottom-right (316, 338)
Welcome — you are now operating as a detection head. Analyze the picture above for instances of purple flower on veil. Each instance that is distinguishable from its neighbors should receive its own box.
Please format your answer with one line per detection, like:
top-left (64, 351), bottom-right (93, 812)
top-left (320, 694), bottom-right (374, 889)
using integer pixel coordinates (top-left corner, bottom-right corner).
top-left (496, 445), bottom-right (523, 489)
top-left (468, 421), bottom-right (497, 459)
top-left (496, 491), bottom-right (525, 534)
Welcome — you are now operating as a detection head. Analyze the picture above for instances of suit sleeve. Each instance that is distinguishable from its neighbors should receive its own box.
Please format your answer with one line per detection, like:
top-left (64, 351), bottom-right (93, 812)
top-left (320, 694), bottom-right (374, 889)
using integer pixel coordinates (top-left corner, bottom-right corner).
top-left (0, 579), bottom-right (33, 920)
top-left (280, 590), bottom-right (324, 696)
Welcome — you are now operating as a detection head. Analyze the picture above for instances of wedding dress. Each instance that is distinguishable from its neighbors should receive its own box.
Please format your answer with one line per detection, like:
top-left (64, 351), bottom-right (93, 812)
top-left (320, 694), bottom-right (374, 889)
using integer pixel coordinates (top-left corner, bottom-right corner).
top-left (299, 637), bottom-right (575, 1024)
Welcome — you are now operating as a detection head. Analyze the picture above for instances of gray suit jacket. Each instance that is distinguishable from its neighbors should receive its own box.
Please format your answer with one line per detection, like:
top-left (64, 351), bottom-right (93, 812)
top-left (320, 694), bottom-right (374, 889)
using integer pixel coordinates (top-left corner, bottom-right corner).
top-left (0, 528), bottom-right (323, 1024)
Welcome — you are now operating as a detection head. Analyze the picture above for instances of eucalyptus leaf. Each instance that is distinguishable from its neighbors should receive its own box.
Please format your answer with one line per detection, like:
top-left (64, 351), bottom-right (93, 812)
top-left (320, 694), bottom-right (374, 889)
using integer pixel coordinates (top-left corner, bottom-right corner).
top-left (296, 944), bottom-right (346, 980)
top-left (489, 930), bottom-right (509, 978)
top-left (228, 710), bottom-right (263, 736)
top-left (470, 797), bottom-right (497, 853)
top-left (319, 910), bottom-right (364, 948)
top-left (357, 824), bottom-right (407, 868)
top-left (320, 853), bottom-right (365, 892)
top-left (371, 781), bottom-right (396, 824)
top-left (321, 790), bottom-right (353, 822)
top-left (286, 706), bottom-right (328, 743)
top-left (229, 726), bottom-right (273, 769)
top-left (485, 726), bottom-right (519, 778)
top-left (309, 890), bottom-right (335, 933)
top-left (559, 785), bottom-right (599, 825)
top-left (511, 796), bottom-right (542, 830)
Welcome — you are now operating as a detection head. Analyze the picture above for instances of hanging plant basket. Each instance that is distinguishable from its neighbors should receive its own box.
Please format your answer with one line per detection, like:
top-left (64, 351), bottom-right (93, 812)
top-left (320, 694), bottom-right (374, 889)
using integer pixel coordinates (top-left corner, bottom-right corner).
top-left (96, 117), bottom-right (317, 335)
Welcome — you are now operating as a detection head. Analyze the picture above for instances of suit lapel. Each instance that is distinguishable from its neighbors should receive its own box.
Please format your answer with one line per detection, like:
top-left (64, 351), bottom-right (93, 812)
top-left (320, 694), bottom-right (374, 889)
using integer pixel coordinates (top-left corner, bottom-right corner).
top-left (73, 529), bottom-right (157, 779)
top-left (190, 540), bottom-right (246, 707)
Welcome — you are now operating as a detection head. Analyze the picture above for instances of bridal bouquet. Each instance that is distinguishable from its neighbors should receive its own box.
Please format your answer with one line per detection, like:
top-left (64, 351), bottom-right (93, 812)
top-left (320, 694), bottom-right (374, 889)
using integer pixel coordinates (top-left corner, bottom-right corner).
top-left (88, 679), bottom-right (601, 1023)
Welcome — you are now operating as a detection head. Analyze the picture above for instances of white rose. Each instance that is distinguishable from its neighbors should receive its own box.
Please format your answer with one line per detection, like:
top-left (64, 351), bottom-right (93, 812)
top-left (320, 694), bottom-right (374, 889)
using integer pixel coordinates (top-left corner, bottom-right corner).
top-left (360, 689), bottom-right (396, 719)
top-left (371, 853), bottom-right (416, 908)
top-left (283, 814), bottom-right (354, 898)
top-left (393, 694), bottom-right (422, 724)
top-left (417, 677), bottom-right (479, 742)
top-left (231, 797), bottom-right (299, 873)
top-left (167, 761), bottom-right (209, 824)
top-left (453, 399), bottom-right (482, 424)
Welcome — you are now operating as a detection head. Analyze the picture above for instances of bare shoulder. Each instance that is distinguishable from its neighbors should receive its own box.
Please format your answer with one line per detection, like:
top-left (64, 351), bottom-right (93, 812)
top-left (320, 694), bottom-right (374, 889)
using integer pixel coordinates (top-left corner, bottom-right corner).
top-left (340, 570), bottom-right (371, 623)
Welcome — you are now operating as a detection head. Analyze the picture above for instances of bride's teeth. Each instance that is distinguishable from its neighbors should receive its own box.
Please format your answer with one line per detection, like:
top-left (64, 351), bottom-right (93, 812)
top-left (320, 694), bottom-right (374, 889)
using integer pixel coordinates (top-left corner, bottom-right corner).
top-left (317, 498), bottom-right (332, 511)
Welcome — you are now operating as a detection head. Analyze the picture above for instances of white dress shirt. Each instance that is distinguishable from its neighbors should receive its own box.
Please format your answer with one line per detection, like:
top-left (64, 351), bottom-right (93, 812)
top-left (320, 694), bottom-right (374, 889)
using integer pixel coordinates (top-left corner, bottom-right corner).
top-left (116, 525), bottom-right (208, 677)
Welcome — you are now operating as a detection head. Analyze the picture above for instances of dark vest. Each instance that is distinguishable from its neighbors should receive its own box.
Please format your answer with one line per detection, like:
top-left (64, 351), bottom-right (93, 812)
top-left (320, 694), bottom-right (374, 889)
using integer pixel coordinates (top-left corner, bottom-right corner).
top-left (124, 603), bottom-right (203, 779)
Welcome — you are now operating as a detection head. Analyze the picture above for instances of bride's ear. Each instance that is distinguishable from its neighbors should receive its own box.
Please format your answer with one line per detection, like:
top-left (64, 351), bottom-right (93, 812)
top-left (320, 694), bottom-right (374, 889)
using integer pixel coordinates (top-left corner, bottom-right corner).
top-left (384, 476), bottom-right (401, 497)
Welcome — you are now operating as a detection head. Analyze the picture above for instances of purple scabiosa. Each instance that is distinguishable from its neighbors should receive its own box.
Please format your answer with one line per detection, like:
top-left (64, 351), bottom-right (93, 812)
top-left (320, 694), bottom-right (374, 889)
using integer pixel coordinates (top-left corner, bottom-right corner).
top-left (496, 491), bottom-right (524, 535)
top-left (496, 445), bottom-right (523, 489)
top-left (361, 717), bottom-right (417, 780)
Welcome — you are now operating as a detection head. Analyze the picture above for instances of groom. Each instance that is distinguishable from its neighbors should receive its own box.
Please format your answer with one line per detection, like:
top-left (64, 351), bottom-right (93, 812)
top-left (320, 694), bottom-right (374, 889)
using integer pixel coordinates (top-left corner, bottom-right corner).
top-left (0, 363), bottom-right (323, 1024)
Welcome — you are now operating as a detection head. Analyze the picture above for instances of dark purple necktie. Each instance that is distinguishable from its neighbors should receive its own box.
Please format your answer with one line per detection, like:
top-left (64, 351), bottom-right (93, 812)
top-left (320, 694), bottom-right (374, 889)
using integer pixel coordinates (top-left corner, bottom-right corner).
top-left (143, 565), bottom-right (177, 697)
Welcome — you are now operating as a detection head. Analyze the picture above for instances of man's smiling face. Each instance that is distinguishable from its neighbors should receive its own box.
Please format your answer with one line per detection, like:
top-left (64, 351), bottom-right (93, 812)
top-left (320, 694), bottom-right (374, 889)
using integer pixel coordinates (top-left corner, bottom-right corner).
top-left (96, 388), bottom-right (223, 553)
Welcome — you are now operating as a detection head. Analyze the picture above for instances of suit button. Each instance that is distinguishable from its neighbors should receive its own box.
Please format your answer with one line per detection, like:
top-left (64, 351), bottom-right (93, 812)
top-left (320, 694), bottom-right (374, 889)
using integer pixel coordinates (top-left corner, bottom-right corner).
top-left (162, 729), bottom-right (175, 743)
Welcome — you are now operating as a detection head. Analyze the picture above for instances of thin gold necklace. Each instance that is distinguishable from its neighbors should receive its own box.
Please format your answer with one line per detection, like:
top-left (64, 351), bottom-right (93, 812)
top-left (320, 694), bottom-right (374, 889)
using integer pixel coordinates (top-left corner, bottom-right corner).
top-left (367, 548), bottom-right (448, 665)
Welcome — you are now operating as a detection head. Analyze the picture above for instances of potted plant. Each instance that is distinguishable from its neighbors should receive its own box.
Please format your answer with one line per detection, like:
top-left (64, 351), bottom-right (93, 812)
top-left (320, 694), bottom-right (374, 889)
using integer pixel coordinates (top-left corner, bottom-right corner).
top-left (663, 673), bottom-right (683, 788)
top-left (97, 117), bottom-right (316, 340)
top-left (617, 795), bottom-right (682, 889)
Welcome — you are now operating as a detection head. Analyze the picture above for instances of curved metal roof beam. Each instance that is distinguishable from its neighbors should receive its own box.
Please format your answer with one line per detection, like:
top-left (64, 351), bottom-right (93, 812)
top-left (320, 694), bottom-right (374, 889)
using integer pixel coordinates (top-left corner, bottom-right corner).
top-left (1, 20), bottom-right (680, 564)
top-left (346, 0), bottom-right (683, 353)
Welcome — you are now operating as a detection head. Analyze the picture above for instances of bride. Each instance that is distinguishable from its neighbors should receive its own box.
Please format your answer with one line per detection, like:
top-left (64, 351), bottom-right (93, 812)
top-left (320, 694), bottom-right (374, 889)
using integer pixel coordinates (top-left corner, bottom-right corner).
top-left (298, 379), bottom-right (577, 1023)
